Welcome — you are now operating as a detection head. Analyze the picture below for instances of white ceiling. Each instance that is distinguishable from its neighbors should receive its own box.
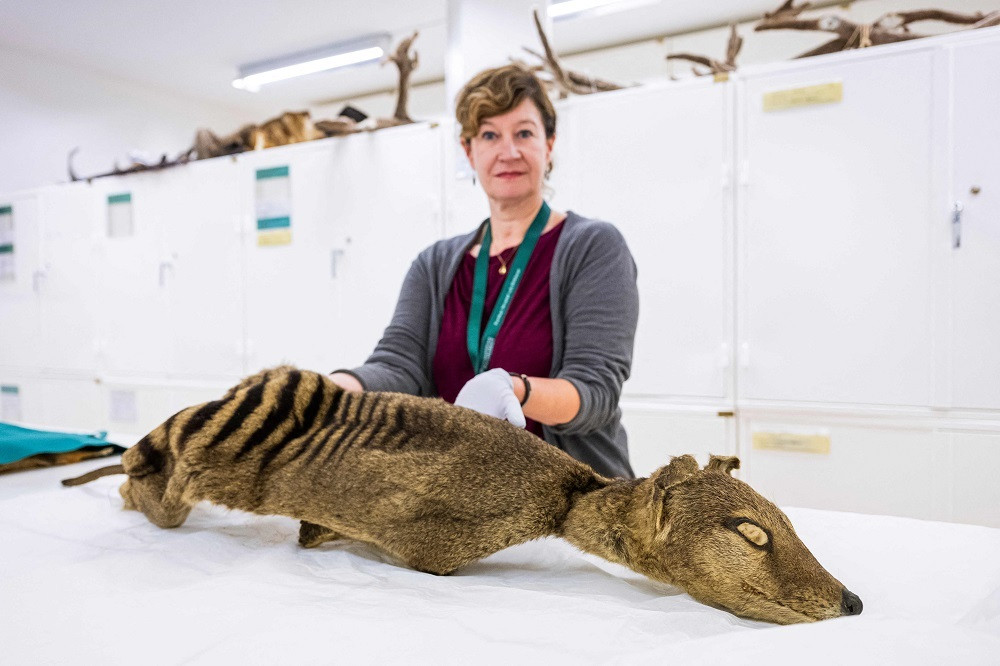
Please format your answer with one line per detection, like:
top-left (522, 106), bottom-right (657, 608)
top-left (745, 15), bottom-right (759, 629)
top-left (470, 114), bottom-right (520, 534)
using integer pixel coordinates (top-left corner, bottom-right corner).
top-left (0, 0), bottom-right (819, 114)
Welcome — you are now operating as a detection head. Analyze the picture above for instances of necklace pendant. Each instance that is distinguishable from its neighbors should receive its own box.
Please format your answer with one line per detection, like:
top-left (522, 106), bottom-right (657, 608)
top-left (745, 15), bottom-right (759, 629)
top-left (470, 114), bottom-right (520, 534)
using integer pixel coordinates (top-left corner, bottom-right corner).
top-left (498, 265), bottom-right (507, 275)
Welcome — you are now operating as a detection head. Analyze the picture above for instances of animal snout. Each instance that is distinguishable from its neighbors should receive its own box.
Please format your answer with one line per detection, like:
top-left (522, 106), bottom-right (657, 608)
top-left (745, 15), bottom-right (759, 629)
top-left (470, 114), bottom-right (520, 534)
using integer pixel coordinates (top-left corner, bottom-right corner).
top-left (841, 588), bottom-right (863, 616)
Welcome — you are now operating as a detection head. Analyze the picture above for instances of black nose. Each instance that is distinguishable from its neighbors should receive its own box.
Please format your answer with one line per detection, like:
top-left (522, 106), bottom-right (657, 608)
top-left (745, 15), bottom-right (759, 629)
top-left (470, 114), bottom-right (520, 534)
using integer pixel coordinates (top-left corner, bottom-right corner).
top-left (841, 588), bottom-right (863, 616)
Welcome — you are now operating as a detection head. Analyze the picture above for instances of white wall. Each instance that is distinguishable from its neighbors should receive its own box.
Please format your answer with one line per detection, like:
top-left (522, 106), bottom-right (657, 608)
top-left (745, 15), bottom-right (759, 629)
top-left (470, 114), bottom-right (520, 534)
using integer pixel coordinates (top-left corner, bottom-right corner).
top-left (0, 44), bottom-right (247, 193)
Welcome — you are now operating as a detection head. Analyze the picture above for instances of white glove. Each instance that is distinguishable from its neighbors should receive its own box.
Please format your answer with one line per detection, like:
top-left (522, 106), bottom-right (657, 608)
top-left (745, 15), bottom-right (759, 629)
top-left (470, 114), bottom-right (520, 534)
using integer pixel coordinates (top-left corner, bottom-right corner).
top-left (454, 368), bottom-right (526, 428)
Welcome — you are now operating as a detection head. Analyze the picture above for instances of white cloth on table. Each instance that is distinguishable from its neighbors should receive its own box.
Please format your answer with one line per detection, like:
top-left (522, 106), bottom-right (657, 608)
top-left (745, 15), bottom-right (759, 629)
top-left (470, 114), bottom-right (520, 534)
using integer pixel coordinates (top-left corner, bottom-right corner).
top-left (2, 461), bottom-right (999, 665)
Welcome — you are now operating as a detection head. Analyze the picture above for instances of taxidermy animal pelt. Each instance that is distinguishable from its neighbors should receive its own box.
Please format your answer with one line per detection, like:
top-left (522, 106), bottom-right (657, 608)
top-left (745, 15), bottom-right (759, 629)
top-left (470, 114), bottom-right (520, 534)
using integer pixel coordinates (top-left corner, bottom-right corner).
top-left (64, 366), bottom-right (862, 625)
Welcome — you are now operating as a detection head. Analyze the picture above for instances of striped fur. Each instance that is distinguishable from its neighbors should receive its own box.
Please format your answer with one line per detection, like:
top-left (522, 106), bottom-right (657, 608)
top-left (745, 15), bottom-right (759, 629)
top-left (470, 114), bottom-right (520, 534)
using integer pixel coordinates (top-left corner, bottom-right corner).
top-left (101, 366), bottom-right (603, 575)
top-left (65, 365), bottom-right (861, 624)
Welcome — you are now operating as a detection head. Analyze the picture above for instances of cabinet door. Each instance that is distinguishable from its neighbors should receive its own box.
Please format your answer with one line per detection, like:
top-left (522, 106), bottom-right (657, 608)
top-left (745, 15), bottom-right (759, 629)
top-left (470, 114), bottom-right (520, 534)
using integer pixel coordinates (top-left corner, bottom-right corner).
top-left (36, 182), bottom-right (102, 374)
top-left (0, 194), bottom-right (42, 369)
top-left (948, 40), bottom-right (1000, 410)
top-left (950, 431), bottom-right (1000, 527)
top-left (157, 158), bottom-right (244, 380)
top-left (241, 141), bottom-right (346, 373)
top-left (743, 416), bottom-right (950, 522)
top-left (621, 403), bottom-right (735, 477)
top-left (739, 50), bottom-right (937, 406)
top-left (92, 174), bottom-right (171, 377)
top-left (332, 124), bottom-right (445, 368)
top-left (551, 82), bottom-right (733, 401)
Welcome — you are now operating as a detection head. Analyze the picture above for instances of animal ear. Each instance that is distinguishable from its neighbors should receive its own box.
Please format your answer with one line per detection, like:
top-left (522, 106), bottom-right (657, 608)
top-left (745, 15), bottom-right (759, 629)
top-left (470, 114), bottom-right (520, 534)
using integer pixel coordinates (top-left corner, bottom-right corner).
top-left (652, 455), bottom-right (699, 491)
top-left (706, 455), bottom-right (740, 476)
top-left (649, 455), bottom-right (699, 535)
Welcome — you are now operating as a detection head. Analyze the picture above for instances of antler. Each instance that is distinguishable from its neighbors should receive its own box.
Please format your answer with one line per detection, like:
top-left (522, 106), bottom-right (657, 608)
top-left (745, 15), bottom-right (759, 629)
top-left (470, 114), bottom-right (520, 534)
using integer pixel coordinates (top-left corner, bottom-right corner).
top-left (763, 0), bottom-right (811, 21)
top-left (757, 5), bottom-right (917, 57)
top-left (974, 11), bottom-right (1000, 28)
top-left (384, 31), bottom-right (419, 124)
top-left (525, 8), bottom-right (626, 97)
top-left (666, 24), bottom-right (742, 76)
top-left (67, 148), bottom-right (191, 183)
top-left (758, 2), bottom-right (999, 58)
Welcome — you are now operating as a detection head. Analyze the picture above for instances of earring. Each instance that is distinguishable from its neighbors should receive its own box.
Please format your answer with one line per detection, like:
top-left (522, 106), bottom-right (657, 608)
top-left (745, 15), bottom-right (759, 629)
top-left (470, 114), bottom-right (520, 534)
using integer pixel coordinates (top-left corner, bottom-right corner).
top-left (472, 174), bottom-right (477, 186)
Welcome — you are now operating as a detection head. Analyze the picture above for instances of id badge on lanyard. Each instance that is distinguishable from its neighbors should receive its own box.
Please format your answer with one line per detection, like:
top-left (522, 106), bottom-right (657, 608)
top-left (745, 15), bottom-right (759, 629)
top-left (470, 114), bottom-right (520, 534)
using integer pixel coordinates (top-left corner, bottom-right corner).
top-left (467, 201), bottom-right (551, 374)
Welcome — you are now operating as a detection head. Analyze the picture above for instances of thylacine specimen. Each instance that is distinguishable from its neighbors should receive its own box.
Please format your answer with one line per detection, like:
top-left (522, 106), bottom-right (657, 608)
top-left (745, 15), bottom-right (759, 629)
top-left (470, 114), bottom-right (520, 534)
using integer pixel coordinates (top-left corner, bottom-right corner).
top-left (65, 366), bottom-right (862, 625)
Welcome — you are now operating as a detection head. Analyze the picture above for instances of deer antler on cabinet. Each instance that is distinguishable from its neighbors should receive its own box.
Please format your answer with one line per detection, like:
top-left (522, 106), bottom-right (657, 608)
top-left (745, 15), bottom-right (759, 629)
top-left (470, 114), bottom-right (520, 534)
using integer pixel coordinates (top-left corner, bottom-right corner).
top-left (383, 31), bottom-right (419, 124)
top-left (757, 2), bottom-right (1000, 58)
top-left (523, 8), bottom-right (627, 98)
top-left (666, 24), bottom-right (743, 76)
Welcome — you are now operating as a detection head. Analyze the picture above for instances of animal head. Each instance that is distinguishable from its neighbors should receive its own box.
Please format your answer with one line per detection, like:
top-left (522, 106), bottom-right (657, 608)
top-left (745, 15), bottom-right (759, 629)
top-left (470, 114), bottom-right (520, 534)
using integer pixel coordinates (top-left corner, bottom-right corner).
top-left (636, 455), bottom-right (862, 624)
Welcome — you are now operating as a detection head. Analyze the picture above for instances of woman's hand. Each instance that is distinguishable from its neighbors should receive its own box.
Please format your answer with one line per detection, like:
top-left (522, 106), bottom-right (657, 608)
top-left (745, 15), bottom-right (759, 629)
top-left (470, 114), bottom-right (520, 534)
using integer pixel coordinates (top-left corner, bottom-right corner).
top-left (454, 368), bottom-right (526, 428)
top-left (329, 372), bottom-right (363, 392)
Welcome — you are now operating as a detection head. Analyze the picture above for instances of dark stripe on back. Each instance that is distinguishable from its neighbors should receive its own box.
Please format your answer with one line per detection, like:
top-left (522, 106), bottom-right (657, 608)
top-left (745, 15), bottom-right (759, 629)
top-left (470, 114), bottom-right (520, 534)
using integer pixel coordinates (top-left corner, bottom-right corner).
top-left (322, 385), bottom-right (345, 425)
top-left (162, 413), bottom-right (176, 452)
top-left (135, 436), bottom-right (165, 476)
top-left (320, 394), bottom-right (379, 466)
top-left (319, 422), bottom-right (362, 468)
top-left (293, 416), bottom-right (339, 467)
top-left (176, 398), bottom-right (229, 449)
top-left (298, 385), bottom-right (355, 467)
top-left (298, 376), bottom-right (326, 431)
top-left (384, 404), bottom-right (410, 450)
top-left (207, 379), bottom-right (267, 448)
top-left (363, 402), bottom-right (390, 447)
top-left (304, 392), bottom-right (364, 467)
top-left (257, 374), bottom-right (328, 473)
top-left (234, 370), bottom-right (302, 461)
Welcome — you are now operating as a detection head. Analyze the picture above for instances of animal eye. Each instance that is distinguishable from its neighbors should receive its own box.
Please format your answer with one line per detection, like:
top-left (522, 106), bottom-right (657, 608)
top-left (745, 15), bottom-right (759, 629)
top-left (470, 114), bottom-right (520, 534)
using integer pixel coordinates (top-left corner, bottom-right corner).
top-left (725, 517), bottom-right (771, 550)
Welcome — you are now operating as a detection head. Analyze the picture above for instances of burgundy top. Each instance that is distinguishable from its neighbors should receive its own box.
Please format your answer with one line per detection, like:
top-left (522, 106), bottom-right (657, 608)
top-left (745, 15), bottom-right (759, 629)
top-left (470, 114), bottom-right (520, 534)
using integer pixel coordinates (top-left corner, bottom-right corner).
top-left (433, 220), bottom-right (565, 437)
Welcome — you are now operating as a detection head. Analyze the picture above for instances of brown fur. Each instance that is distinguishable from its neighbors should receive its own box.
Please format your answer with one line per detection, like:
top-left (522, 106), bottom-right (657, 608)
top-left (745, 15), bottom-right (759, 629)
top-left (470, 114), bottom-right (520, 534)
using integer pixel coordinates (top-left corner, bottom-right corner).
top-left (63, 366), bottom-right (861, 624)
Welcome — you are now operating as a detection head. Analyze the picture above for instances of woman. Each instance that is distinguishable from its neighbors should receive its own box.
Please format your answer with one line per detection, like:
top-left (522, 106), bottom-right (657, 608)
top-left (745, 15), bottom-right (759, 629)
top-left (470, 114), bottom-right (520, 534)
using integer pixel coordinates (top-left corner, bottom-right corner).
top-left (331, 64), bottom-right (638, 478)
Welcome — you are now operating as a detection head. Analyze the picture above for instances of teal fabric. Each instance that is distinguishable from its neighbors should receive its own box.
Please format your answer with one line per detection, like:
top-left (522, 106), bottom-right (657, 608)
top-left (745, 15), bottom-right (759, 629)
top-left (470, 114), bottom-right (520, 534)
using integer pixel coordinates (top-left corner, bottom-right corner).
top-left (0, 422), bottom-right (112, 465)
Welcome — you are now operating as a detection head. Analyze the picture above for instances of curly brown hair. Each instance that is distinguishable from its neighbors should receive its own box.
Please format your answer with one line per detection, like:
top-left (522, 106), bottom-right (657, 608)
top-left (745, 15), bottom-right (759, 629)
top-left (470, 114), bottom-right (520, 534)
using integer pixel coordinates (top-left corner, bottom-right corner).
top-left (455, 64), bottom-right (557, 144)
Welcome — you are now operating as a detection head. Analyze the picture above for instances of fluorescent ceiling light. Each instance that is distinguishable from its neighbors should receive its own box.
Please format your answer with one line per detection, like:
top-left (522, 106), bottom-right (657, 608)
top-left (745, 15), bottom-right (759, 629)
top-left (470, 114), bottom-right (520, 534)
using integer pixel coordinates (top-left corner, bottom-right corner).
top-left (549, 0), bottom-right (658, 21)
top-left (232, 33), bottom-right (391, 92)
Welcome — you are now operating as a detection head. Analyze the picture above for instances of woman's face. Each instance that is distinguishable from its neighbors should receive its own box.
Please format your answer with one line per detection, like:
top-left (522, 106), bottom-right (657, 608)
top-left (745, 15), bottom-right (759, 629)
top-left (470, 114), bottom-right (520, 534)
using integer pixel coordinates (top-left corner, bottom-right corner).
top-left (463, 97), bottom-right (555, 206)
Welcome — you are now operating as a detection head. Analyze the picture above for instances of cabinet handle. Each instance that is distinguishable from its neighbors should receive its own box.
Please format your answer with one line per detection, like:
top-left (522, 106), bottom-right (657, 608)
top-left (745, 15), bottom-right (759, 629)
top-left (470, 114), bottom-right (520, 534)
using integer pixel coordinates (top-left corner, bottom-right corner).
top-left (32, 269), bottom-right (47, 293)
top-left (331, 249), bottom-right (345, 278)
top-left (952, 201), bottom-right (963, 249)
top-left (158, 261), bottom-right (174, 287)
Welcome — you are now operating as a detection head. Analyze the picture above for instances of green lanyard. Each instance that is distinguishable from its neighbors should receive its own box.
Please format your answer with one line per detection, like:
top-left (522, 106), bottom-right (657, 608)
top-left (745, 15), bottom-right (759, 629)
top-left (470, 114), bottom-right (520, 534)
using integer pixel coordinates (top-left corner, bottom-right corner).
top-left (467, 201), bottom-right (551, 374)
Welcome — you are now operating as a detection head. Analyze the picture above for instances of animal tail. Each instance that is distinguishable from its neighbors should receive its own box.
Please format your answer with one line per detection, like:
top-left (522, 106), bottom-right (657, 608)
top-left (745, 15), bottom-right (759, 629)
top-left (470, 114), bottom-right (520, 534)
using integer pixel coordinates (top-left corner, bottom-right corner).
top-left (61, 464), bottom-right (126, 486)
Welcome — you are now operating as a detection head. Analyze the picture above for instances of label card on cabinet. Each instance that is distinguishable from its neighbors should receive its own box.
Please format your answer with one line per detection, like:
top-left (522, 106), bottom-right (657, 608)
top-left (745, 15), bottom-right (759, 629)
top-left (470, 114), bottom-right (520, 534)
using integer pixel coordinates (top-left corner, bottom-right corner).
top-left (107, 193), bottom-right (134, 237)
top-left (1, 385), bottom-right (22, 422)
top-left (0, 205), bottom-right (13, 281)
top-left (752, 427), bottom-right (831, 454)
top-left (256, 166), bottom-right (292, 246)
top-left (763, 82), bottom-right (843, 112)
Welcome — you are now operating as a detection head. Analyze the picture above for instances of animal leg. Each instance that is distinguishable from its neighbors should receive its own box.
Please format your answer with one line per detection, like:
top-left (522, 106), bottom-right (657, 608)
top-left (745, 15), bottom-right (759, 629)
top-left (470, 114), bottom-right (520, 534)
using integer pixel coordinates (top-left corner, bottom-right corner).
top-left (119, 469), bottom-right (193, 529)
top-left (298, 521), bottom-right (344, 548)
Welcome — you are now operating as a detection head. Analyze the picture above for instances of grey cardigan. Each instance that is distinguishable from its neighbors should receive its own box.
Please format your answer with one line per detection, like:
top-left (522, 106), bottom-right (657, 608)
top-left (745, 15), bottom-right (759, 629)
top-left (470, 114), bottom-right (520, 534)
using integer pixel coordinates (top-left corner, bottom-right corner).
top-left (345, 211), bottom-right (639, 478)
